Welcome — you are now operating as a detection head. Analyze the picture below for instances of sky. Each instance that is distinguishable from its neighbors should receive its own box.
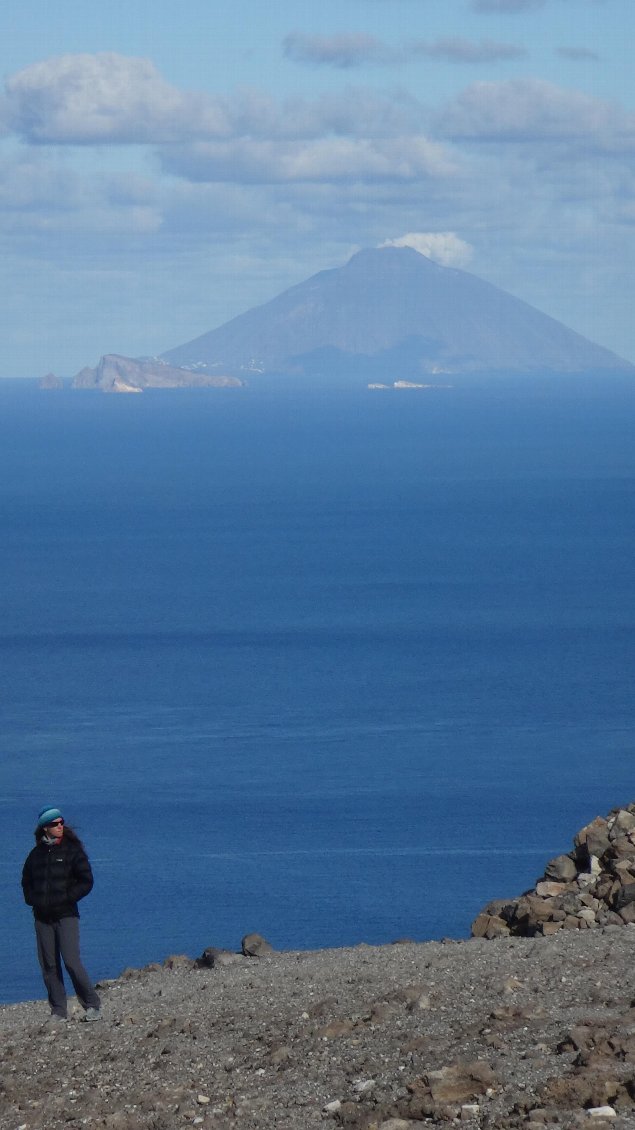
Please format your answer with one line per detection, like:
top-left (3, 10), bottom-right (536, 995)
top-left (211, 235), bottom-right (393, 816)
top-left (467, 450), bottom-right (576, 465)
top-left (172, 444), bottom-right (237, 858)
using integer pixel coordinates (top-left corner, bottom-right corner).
top-left (0, 0), bottom-right (633, 377)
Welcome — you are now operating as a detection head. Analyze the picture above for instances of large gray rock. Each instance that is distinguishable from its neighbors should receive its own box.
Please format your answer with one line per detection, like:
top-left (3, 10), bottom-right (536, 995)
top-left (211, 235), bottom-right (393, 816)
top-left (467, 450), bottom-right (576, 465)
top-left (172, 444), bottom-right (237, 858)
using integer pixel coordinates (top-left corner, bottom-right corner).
top-left (197, 947), bottom-right (245, 968)
top-left (574, 817), bottom-right (612, 860)
top-left (241, 933), bottom-right (275, 957)
top-left (544, 854), bottom-right (578, 882)
top-left (614, 882), bottom-right (635, 911)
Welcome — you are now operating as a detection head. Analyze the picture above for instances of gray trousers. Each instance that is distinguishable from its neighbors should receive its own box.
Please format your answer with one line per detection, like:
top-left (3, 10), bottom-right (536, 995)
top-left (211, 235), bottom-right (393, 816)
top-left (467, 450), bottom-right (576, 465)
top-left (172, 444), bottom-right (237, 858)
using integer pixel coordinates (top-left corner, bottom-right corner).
top-left (34, 917), bottom-right (100, 1016)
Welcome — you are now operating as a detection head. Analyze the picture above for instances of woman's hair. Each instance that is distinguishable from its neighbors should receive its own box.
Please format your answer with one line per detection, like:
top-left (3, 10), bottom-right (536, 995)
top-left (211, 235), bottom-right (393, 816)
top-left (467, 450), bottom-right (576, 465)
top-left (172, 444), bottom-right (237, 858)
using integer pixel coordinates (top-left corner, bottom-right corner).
top-left (34, 823), bottom-right (85, 850)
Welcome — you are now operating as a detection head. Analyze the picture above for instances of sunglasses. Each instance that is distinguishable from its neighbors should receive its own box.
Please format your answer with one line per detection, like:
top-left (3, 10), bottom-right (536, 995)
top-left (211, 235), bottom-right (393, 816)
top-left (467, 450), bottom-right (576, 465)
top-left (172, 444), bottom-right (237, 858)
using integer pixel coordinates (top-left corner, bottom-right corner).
top-left (48, 819), bottom-right (64, 827)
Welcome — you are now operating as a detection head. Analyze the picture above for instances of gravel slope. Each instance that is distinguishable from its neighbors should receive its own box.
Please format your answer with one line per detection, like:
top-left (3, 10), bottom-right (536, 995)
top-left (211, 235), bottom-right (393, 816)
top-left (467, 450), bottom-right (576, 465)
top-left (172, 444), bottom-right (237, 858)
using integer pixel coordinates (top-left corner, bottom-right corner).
top-left (3, 928), bottom-right (635, 1129)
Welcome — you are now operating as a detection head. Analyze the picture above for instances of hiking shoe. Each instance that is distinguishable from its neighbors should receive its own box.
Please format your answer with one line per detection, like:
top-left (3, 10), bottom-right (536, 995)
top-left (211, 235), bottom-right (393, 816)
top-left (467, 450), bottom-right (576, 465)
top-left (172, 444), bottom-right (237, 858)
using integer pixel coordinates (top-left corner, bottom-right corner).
top-left (45, 1013), bottom-right (67, 1025)
top-left (81, 1008), bottom-right (102, 1022)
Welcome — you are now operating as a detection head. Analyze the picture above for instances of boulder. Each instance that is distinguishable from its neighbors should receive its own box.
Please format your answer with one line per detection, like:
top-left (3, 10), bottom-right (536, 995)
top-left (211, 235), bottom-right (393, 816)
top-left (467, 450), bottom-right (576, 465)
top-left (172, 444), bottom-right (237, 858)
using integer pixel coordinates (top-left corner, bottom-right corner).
top-left (607, 833), bottom-right (635, 859)
top-left (536, 880), bottom-right (568, 897)
top-left (613, 882), bottom-right (635, 910)
top-left (544, 854), bottom-right (578, 882)
top-left (241, 933), bottom-right (275, 957)
top-left (609, 809), bottom-right (635, 837)
top-left (162, 954), bottom-right (195, 971)
top-left (574, 817), bottom-right (611, 858)
top-left (618, 903), bottom-right (635, 925)
top-left (414, 1061), bottom-right (497, 1104)
top-left (471, 913), bottom-right (510, 940)
top-left (197, 947), bottom-right (244, 968)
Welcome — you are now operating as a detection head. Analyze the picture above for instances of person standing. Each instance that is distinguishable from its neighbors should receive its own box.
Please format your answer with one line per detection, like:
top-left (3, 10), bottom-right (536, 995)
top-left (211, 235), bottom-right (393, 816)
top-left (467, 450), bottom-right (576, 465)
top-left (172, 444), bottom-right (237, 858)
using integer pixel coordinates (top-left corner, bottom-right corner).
top-left (21, 806), bottom-right (101, 1022)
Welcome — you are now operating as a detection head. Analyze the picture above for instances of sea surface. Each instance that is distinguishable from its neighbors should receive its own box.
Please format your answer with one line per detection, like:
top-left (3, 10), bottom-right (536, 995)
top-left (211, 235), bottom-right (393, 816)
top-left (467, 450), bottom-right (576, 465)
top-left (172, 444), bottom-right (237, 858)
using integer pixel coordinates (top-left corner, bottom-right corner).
top-left (1, 376), bottom-right (635, 1005)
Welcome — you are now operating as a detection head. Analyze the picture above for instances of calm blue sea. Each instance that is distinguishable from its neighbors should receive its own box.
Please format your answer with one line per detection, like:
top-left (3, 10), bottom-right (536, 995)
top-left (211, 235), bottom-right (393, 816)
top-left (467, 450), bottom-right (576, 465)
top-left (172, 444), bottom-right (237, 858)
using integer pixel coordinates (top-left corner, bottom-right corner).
top-left (1, 377), bottom-right (635, 1005)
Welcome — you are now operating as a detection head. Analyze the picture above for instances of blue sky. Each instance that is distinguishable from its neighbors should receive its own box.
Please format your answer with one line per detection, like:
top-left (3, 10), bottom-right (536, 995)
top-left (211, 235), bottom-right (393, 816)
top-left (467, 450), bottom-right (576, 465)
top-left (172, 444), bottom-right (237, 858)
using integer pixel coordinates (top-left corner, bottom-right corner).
top-left (1, 0), bottom-right (633, 376)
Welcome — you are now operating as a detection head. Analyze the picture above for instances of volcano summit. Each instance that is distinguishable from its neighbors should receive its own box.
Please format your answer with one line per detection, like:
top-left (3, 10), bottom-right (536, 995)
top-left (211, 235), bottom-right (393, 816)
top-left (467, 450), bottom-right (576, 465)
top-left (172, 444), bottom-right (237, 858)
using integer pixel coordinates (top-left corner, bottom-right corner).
top-left (160, 246), bottom-right (633, 380)
top-left (74, 246), bottom-right (633, 390)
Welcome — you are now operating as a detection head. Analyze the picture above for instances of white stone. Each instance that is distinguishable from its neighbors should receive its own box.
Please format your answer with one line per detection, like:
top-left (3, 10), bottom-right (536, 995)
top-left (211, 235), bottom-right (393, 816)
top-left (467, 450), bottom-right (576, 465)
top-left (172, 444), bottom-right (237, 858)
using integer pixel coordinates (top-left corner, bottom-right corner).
top-left (503, 976), bottom-right (523, 993)
top-left (324, 1099), bottom-right (342, 1113)
top-left (353, 1078), bottom-right (376, 1094)
top-left (536, 881), bottom-right (567, 897)
top-left (588, 1106), bottom-right (617, 1118)
top-left (578, 908), bottom-right (597, 923)
top-left (577, 872), bottom-right (596, 889)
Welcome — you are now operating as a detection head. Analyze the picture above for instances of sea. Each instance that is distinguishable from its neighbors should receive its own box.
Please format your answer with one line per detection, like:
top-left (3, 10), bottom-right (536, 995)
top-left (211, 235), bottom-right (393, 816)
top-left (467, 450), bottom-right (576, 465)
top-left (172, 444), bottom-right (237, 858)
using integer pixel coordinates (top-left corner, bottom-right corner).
top-left (1, 375), bottom-right (635, 1006)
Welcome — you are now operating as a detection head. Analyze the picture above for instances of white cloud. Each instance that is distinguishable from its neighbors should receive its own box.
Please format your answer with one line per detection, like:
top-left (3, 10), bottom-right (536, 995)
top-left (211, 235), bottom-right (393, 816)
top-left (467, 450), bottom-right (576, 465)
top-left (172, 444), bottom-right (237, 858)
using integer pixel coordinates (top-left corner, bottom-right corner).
top-left (413, 38), bottom-right (527, 63)
top-left (2, 55), bottom-right (430, 146)
top-left (438, 79), bottom-right (633, 144)
top-left (0, 151), bottom-right (81, 211)
top-left (161, 135), bottom-right (457, 185)
top-left (472, 0), bottom-right (607, 8)
top-left (0, 149), bottom-right (163, 250)
top-left (382, 231), bottom-right (474, 266)
top-left (221, 87), bottom-right (427, 141)
top-left (471, 0), bottom-right (545, 11)
top-left (283, 33), bottom-right (397, 68)
top-left (4, 53), bottom-right (228, 144)
top-left (556, 46), bottom-right (600, 61)
top-left (283, 32), bottom-right (526, 69)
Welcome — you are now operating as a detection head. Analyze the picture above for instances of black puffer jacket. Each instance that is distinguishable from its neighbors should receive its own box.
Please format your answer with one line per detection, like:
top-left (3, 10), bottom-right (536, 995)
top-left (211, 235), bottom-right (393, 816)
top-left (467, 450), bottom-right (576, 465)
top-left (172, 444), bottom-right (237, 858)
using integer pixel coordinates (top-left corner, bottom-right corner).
top-left (21, 837), bottom-right (94, 923)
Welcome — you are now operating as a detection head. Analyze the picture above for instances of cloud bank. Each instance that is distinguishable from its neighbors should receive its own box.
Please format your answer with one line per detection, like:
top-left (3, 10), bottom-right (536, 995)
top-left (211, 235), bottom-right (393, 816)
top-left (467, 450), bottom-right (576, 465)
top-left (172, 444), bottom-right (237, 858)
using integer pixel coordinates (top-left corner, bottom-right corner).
top-left (471, 0), bottom-right (545, 11)
top-left (439, 78), bottom-right (631, 143)
top-left (0, 46), bottom-right (633, 374)
top-left (283, 33), bottom-right (397, 68)
top-left (556, 46), bottom-right (600, 61)
top-left (414, 38), bottom-right (527, 63)
top-left (3, 53), bottom-right (228, 144)
top-left (283, 32), bottom-right (527, 68)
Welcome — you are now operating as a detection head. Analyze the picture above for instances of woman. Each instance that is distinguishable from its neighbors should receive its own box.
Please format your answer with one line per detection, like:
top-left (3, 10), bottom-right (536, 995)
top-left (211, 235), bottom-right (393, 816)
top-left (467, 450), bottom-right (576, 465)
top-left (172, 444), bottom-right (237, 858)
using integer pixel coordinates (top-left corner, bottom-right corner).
top-left (21, 806), bottom-right (101, 1022)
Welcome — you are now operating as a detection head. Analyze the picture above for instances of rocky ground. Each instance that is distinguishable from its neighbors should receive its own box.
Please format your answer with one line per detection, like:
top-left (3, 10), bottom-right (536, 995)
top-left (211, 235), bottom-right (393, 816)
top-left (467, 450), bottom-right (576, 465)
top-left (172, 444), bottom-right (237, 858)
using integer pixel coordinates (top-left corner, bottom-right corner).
top-left (3, 926), bottom-right (635, 1130)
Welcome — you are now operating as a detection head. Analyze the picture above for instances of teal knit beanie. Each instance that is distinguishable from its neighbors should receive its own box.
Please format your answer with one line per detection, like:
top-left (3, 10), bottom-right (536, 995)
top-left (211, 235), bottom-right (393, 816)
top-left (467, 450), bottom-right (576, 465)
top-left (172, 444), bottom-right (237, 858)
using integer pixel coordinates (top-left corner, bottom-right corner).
top-left (37, 806), bottom-right (63, 828)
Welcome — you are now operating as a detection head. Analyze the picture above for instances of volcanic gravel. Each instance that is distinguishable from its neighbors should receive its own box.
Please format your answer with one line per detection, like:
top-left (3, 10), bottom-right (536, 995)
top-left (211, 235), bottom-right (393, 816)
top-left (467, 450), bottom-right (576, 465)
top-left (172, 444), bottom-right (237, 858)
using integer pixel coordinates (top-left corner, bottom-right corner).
top-left (3, 927), bottom-right (635, 1129)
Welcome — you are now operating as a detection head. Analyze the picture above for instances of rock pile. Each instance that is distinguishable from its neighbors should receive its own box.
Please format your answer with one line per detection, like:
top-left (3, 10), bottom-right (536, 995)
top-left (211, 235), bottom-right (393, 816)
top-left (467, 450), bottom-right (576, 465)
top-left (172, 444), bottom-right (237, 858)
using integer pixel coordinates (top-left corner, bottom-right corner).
top-left (472, 802), bottom-right (635, 940)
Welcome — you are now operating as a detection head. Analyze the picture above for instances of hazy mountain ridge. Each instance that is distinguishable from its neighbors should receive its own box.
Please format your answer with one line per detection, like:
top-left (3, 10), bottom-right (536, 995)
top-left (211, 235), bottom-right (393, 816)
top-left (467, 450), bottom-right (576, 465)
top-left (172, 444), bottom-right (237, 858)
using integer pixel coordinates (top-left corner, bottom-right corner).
top-left (67, 247), bottom-right (633, 390)
top-left (161, 246), bottom-right (634, 380)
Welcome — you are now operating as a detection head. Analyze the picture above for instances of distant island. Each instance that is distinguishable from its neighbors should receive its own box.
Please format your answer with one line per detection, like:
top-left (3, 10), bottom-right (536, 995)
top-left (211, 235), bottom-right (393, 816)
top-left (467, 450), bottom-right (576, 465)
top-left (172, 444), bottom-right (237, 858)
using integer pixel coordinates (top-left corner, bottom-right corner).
top-left (38, 372), bottom-right (64, 390)
top-left (71, 353), bottom-right (245, 393)
top-left (48, 246), bottom-right (634, 392)
top-left (368, 380), bottom-right (453, 390)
